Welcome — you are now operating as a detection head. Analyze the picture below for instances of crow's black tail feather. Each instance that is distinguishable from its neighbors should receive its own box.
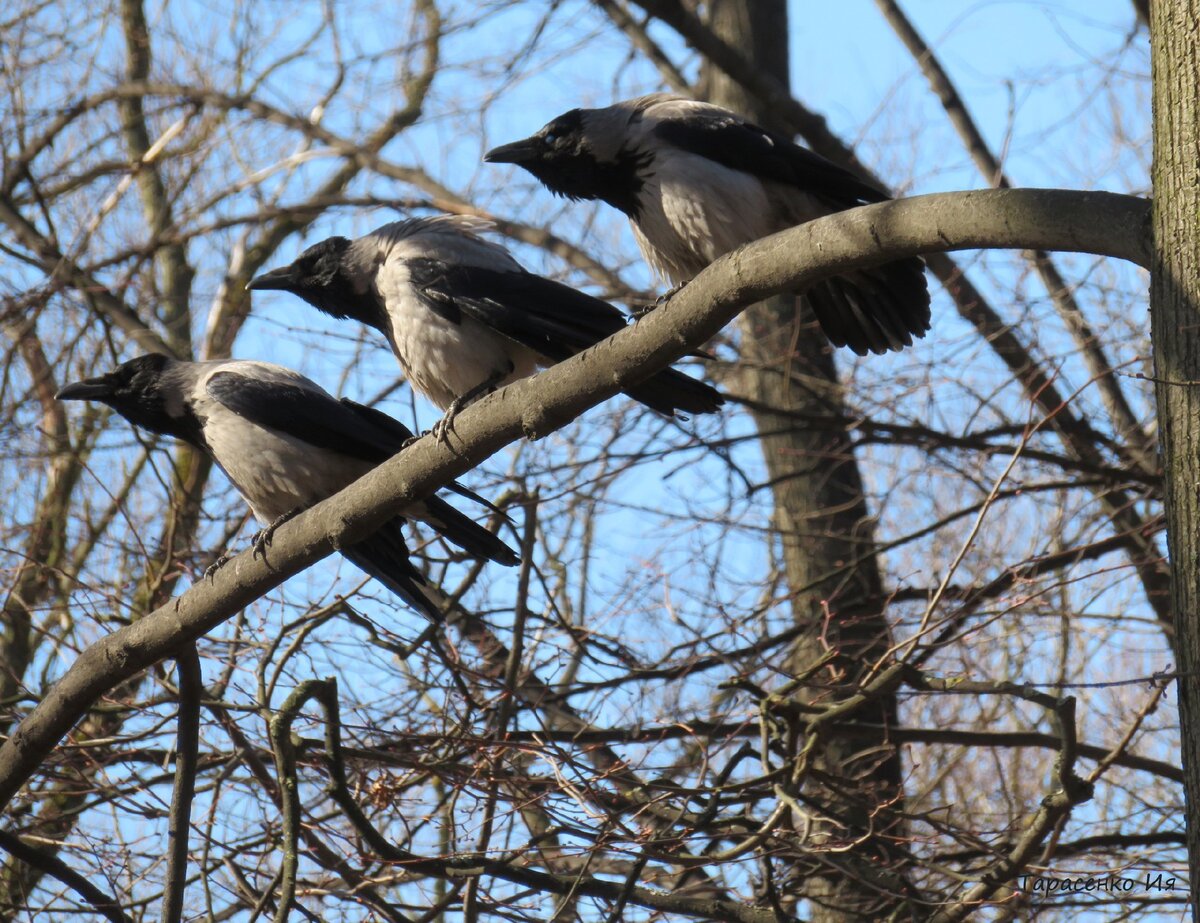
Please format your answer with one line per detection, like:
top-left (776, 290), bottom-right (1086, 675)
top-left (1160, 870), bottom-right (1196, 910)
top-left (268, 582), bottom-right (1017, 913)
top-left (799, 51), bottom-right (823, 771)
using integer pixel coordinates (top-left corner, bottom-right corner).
top-left (418, 495), bottom-right (520, 566)
top-left (625, 367), bottom-right (724, 418)
top-left (806, 256), bottom-right (930, 356)
top-left (340, 520), bottom-right (444, 621)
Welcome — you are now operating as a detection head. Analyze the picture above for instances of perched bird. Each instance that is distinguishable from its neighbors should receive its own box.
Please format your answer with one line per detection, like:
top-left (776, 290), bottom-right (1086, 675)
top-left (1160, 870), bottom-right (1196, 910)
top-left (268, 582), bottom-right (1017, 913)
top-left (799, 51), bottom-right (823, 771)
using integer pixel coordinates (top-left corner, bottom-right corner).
top-left (485, 93), bottom-right (930, 356)
top-left (247, 215), bottom-right (723, 439)
top-left (56, 354), bottom-right (518, 621)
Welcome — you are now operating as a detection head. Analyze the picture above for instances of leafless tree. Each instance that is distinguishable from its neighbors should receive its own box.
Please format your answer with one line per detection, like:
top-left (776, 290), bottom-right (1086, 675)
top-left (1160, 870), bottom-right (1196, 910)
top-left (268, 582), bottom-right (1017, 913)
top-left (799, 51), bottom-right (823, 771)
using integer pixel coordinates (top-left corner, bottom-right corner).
top-left (0, 1), bottom-right (1182, 921)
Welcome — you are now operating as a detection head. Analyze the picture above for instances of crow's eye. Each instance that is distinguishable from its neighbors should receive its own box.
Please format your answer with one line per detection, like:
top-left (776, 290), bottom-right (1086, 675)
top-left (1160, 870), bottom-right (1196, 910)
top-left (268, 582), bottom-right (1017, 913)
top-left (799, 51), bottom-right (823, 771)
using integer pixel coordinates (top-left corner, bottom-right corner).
top-left (542, 131), bottom-right (559, 145)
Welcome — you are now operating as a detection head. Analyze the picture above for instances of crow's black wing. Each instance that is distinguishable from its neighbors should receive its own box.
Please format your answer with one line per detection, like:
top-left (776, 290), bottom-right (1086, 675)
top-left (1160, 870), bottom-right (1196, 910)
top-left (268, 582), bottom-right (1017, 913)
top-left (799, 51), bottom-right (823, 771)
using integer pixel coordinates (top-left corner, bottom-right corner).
top-left (653, 108), bottom-right (931, 355)
top-left (339, 395), bottom-right (511, 529)
top-left (207, 372), bottom-right (518, 564)
top-left (206, 372), bottom-right (405, 464)
top-left (409, 261), bottom-right (722, 417)
top-left (654, 113), bottom-right (889, 208)
top-left (407, 259), bottom-right (628, 362)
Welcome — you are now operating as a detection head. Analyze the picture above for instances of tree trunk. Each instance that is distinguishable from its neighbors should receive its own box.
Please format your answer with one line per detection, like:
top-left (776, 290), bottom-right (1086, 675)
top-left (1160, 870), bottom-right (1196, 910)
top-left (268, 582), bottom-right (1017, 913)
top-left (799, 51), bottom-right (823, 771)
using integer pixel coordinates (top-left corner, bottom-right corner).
top-left (704, 2), bottom-right (907, 918)
top-left (1149, 0), bottom-right (1200, 915)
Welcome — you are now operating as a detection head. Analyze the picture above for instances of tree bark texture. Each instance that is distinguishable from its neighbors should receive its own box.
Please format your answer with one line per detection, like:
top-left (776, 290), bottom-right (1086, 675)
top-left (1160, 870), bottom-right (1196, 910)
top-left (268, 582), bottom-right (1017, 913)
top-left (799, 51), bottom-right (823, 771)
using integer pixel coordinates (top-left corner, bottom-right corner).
top-left (704, 2), bottom-right (904, 917)
top-left (1149, 0), bottom-right (1200, 915)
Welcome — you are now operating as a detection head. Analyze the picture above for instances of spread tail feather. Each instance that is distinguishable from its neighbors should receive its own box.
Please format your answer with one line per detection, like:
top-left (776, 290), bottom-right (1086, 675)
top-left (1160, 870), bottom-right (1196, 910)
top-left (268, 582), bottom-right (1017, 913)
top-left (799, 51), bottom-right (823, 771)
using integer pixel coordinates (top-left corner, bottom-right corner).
top-left (806, 257), bottom-right (930, 355)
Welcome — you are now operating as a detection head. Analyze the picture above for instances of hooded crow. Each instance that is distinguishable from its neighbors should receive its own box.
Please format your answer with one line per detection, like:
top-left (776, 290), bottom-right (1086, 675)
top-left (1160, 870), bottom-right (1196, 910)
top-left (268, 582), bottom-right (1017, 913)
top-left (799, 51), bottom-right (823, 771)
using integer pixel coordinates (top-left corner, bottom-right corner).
top-left (485, 93), bottom-right (930, 356)
top-left (248, 215), bottom-right (723, 439)
top-left (56, 354), bottom-right (518, 621)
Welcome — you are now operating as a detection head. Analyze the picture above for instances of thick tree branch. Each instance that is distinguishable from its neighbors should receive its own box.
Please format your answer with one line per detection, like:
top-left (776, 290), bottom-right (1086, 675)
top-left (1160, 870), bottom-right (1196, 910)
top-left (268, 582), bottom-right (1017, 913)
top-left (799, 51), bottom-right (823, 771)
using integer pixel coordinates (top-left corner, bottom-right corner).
top-left (0, 188), bottom-right (1150, 815)
top-left (117, 0), bottom-right (195, 353)
top-left (0, 319), bottom-right (82, 715)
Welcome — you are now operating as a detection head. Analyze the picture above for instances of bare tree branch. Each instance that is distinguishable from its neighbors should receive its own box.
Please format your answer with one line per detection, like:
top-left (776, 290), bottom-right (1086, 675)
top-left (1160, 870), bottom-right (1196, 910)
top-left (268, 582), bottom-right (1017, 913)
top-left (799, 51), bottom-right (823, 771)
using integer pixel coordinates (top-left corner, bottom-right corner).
top-left (0, 829), bottom-right (132, 923)
top-left (0, 188), bottom-right (1150, 816)
top-left (159, 646), bottom-right (201, 923)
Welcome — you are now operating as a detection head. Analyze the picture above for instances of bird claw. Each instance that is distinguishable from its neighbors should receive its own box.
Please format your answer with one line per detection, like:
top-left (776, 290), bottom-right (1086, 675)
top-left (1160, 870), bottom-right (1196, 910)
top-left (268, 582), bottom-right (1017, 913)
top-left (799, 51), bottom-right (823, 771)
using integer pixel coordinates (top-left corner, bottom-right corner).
top-left (634, 282), bottom-right (686, 318)
top-left (430, 416), bottom-right (453, 445)
top-left (251, 508), bottom-right (302, 563)
top-left (204, 550), bottom-right (233, 581)
top-left (430, 370), bottom-right (506, 446)
top-left (431, 399), bottom-right (465, 446)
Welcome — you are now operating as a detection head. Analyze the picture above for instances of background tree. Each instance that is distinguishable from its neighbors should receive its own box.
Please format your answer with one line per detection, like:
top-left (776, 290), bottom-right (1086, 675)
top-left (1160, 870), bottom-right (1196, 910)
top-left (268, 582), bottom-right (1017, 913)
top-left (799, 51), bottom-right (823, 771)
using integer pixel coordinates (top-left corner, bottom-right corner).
top-left (1150, 0), bottom-right (1200, 912)
top-left (702, 2), bottom-right (904, 918)
top-left (0, 1), bottom-right (1180, 921)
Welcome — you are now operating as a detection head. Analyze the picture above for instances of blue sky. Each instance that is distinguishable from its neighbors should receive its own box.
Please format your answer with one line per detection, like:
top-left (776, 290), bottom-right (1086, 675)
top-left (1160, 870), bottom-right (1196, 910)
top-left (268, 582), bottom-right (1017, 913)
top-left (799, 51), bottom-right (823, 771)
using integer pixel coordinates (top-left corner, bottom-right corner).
top-left (4, 1), bottom-right (1175, 919)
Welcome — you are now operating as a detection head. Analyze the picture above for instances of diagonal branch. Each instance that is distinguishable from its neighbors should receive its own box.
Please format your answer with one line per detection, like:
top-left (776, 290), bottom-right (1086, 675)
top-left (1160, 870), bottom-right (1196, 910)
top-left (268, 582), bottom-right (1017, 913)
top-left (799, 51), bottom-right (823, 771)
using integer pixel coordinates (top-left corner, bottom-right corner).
top-left (0, 830), bottom-right (131, 923)
top-left (159, 646), bottom-right (201, 923)
top-left (0, 188), bottom-right (1150, 817)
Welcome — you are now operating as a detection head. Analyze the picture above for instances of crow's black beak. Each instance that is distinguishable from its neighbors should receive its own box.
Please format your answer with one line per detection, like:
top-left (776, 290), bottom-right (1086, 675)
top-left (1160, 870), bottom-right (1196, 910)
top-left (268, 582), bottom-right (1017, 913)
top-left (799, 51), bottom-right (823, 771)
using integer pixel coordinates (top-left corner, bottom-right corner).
top-left (484, 137), bottom-right (542, 165)
top-left (56, 378), bottom-right (114, 402)
top-left (247, 265), bottom-right (299, 292)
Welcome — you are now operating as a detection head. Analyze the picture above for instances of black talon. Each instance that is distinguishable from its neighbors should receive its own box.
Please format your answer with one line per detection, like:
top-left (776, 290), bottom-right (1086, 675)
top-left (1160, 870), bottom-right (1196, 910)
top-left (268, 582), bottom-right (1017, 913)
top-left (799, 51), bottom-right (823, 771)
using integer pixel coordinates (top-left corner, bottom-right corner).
top-left (635, 282), bottom-right (686, 318)
top-left (252, 507), bottom-right (303, 562)
top-left (433, 367), bottom-right (511, 446)
top-left (204, 550), bottom-right (233, 581)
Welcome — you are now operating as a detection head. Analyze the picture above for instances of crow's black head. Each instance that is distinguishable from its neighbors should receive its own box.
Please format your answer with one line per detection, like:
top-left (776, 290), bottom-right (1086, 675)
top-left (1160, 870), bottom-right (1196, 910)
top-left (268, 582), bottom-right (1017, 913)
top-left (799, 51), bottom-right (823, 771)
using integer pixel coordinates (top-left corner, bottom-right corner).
top-left (56, 353), bottom-right (203, 446)
top-left (486, 109), bottom-right (649, 215)
top-left (486, 110), bottom-right (587, 175)
top-left (248, 236), bottom-right (384, 327)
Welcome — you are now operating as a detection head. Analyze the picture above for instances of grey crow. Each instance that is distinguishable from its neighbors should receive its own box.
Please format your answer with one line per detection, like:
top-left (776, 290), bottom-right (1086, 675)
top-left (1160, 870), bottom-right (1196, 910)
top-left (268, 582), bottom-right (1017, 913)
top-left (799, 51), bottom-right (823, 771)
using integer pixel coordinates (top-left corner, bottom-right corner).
top-left (56, 354), bottom-right (518, 621)
top-left (485, 93), bottom-right (930, 356)
top-left (248, 216), bottom-right (723, 438)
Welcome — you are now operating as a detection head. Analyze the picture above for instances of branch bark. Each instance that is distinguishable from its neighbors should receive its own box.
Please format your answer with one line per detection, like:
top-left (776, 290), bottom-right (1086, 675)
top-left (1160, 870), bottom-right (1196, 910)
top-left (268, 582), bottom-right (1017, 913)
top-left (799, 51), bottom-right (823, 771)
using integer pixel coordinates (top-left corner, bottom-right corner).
top-left (117, 0), bottom-right (195, 353)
